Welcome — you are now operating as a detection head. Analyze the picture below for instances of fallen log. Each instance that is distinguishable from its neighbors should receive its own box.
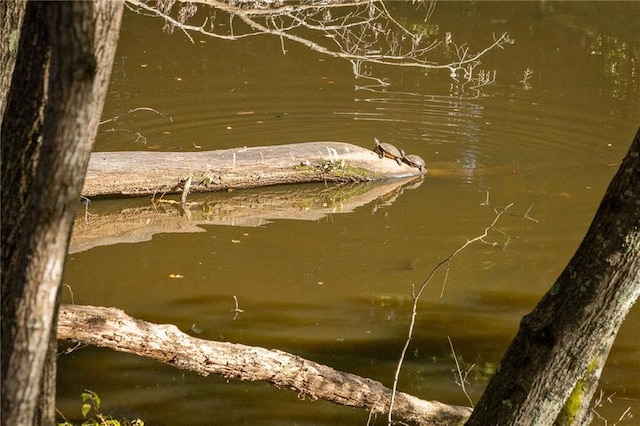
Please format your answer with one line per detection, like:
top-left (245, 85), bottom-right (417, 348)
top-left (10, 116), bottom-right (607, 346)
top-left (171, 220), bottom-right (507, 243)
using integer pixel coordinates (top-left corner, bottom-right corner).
top-left (82, 142), bottom-right (423, 197)
top-left (57, 304), bottom-right (472, 425)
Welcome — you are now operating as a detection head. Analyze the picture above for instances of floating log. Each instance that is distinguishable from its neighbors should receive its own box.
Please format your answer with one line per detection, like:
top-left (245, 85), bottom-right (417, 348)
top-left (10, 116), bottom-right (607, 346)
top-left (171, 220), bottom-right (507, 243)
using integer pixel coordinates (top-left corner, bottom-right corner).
top-left (82, 142), bottom-right (423, 197)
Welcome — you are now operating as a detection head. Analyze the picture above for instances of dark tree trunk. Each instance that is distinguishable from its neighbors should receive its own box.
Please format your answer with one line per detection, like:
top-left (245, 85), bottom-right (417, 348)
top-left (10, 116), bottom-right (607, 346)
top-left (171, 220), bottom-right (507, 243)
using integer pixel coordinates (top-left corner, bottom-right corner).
top-left (467, 128), bottom-right (640, 425)
top-left (0, 0), bottom-right (26, 119)
top-left (0, 1), bottom-right (123, 424)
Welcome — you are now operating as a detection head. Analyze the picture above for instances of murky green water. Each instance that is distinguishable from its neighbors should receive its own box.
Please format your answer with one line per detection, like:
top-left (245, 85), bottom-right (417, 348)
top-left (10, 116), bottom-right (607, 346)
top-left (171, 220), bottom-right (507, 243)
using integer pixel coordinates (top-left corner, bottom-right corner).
top-left (58, 2), bottom-right (639, 424)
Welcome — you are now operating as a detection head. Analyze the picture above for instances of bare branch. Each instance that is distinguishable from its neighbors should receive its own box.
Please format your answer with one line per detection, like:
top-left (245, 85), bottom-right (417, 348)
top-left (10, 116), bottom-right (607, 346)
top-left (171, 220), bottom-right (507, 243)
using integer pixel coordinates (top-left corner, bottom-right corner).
top-left (58, 304), bottom-right (472, 426)
top-left (388, 196), bottom-right (532, 424)
top-left (124, 0), bottom-right (514, 95)
top-left (448, 336), bottom-right (475, 408)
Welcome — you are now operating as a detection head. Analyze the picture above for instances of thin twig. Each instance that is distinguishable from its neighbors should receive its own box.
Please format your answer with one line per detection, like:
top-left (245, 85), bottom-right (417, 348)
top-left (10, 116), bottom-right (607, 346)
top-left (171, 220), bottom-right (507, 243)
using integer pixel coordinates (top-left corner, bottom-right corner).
top-left (80, 196), bottom-right (93, 224)
top-left (524, 202), bottom-right (539, 223)
top-left (180, 176), bottom-right (192, 204)
top-left (232, 295), bottom-right (244, 320)
top-left (387, 199), bottom-right (519, 424)
top-left (57, 341), bottom-right (86, 357)
top-left (448, 336), bottom-right (474, 407)
top-left (63, 284), bottom-right (75, 305)
top-left (439, 260), bottom-right (451, 299)
top-left (99, 106), bottom-right (172, 126)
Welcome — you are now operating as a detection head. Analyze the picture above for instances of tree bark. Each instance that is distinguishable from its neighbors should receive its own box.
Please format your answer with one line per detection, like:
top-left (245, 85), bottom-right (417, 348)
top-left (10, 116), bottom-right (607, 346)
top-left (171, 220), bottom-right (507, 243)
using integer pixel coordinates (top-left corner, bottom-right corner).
top-left (80, 142), bottom-right (423, 197)
top-left (57, 304), bottom-right (472, 426)
top-left (466, 128), bottom-right (640, 425)
top-left (0, 0), bottom-right (26, 120)
top-left (0, 1), bottom-right (123, 424)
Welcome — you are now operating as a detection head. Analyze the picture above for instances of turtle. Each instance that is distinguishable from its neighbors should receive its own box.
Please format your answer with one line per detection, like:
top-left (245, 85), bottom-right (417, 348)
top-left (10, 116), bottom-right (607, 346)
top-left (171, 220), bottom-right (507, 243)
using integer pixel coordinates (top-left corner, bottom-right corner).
top-left (400, 149), bottom-right (427, 174)
top-left (373, 137), bottom-right (403, 166)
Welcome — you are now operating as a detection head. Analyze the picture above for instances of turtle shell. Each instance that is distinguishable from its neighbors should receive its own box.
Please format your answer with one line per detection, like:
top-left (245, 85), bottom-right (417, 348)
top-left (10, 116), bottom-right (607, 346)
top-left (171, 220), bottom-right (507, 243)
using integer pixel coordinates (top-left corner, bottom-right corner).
top-left (373, 138), bottom-right (403, 160)
top-left (403, 153), bottom-right (426, 173)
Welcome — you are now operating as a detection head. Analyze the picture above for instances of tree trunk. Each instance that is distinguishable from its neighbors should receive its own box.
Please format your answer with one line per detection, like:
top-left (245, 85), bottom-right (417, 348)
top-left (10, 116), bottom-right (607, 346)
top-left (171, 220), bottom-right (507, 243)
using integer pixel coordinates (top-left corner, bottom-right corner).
top-left (0, 0), bottom-right (26, 120)
top-left (466, 127), bottom-right (640, 425)
top-left (0, 1), bottom-right (123, 424)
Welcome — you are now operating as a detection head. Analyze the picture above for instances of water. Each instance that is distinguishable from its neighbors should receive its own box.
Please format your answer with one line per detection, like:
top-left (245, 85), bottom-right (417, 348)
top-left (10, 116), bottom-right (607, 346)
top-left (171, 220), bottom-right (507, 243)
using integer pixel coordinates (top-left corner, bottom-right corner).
top-left (58, 2), bottom-right (639, 424)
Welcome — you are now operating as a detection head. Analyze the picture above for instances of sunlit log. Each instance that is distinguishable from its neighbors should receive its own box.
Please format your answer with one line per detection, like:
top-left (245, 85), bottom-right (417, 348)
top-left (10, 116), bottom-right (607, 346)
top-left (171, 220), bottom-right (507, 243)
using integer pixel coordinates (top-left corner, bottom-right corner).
top-left (81, 142), bottom-right (423, 197)
top-left (58, 304), bottom-right (472, 425)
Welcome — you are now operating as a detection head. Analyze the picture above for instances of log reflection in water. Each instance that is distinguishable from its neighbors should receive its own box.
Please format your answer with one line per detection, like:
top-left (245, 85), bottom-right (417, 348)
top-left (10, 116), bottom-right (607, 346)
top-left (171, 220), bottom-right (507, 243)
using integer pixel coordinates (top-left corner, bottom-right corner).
top-left (70, 176), bottom-right (423, 254)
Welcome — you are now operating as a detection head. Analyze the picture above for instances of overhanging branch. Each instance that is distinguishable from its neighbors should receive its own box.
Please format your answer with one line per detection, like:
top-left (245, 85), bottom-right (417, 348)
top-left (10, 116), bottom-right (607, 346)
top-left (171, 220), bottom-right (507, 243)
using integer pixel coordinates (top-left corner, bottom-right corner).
top-left (124, 0), bottom-right (513, 82)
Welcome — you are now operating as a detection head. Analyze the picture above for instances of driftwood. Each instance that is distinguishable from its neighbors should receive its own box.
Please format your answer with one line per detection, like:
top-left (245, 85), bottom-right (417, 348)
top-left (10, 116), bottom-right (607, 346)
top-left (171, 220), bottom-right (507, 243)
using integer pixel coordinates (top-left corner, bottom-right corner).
top-left (81, 142), bottom-right (424, 197)
top-left (57, 304), bottom-right (472, 425)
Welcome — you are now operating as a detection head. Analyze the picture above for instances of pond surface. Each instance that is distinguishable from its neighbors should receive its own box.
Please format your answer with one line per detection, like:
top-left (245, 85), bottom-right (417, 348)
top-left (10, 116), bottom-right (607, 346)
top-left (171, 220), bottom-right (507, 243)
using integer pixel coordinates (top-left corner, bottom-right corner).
top-left (58, 2), bottom-right (639, 424)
